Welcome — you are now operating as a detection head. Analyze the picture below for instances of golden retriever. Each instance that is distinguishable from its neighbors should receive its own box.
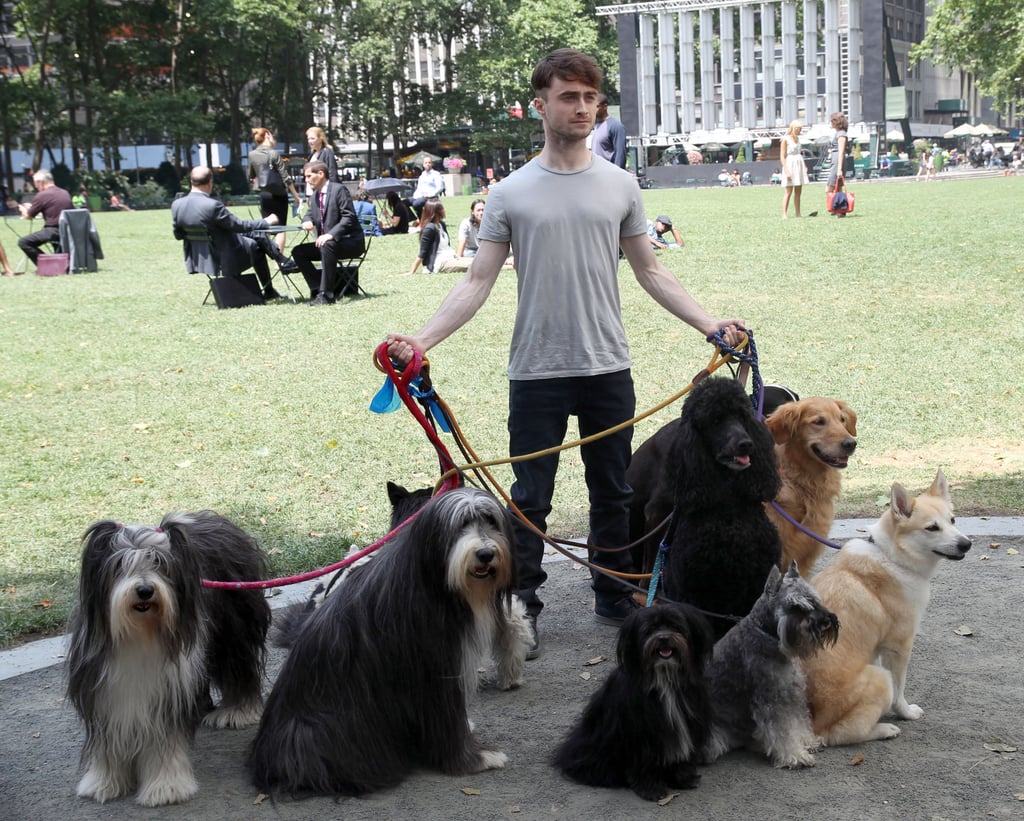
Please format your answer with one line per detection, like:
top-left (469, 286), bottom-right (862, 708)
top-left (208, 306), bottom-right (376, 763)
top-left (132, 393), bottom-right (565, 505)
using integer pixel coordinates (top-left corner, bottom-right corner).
top-left (764, 398), bottom-right (857, 577)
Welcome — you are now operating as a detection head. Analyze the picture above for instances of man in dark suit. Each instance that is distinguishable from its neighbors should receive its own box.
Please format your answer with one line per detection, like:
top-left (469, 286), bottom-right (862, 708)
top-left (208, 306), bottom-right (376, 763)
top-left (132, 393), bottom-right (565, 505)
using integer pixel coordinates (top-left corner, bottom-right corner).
top-left (292, 160), bottom-right (364, 306)
top-left (171, 165), bottom-right (283, 300)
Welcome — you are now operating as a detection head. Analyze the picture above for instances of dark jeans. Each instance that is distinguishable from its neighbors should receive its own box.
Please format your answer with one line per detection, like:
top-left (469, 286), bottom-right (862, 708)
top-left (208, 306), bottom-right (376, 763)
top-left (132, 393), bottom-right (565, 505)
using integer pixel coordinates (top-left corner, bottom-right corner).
top-left (18, 225), bottom-right (60, 264)
top-left (508, 370), bottom-right (636, 618)
top-left (293, 234), bottom-right (364, 297)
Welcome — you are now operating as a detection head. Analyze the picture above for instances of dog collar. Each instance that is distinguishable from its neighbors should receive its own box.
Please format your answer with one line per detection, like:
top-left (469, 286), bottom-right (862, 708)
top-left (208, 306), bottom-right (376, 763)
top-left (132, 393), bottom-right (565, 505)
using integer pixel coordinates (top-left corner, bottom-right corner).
top-left (751, 622), bottom-right (778, 642)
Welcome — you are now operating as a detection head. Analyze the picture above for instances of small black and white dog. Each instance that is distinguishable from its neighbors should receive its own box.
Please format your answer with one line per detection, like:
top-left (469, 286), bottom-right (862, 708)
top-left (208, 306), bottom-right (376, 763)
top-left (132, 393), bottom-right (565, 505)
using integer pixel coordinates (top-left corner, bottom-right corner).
top-left (66, 511), bottom-right (270, 806)
top-left (703, 563), bottom-right (839, 768)
top-left (552, 603), bottom-right (714, 801)
top-left (250, 487), bottom-right (530, 796)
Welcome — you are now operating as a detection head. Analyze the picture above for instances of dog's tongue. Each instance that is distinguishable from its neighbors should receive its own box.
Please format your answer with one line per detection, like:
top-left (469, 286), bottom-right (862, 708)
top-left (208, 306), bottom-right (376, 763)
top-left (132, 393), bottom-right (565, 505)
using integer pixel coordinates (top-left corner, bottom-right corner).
top-left (735, 454), bottom-right (751, 467)
top-left (659, 647), bottom-right (673, 658)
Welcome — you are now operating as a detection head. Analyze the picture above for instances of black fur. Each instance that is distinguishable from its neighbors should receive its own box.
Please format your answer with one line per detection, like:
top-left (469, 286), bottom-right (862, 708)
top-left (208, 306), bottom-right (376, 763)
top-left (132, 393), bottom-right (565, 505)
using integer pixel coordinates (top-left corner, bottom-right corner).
top-left (658, 378), bottom-right (782, 640)
top-left (627, 383), bottom-right (797, 574)
top-left (250, 487), bottom-right (518, 796)
top-left (552, 603), bottom-right (714, 801)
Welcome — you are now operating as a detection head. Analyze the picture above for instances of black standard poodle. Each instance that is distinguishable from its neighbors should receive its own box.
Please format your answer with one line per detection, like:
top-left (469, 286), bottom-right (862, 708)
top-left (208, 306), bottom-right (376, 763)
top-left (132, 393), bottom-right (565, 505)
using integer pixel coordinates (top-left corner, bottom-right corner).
top-left (657, 377), bottom-right (782, 640)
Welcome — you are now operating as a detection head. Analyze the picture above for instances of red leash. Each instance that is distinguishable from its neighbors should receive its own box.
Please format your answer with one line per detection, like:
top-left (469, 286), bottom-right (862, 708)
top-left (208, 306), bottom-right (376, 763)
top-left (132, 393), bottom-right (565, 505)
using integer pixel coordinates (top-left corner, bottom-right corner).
top-left (202, 343), bottom-right (458, 590)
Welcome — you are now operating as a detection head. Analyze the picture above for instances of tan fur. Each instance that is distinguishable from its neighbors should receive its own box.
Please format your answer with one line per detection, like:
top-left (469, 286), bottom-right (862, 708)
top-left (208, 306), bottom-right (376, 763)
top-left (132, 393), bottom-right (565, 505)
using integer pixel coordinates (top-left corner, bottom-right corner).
top-left (802, 470), bottom-right (971, 746)
top-left (765, 398), bottom-right (858, 577)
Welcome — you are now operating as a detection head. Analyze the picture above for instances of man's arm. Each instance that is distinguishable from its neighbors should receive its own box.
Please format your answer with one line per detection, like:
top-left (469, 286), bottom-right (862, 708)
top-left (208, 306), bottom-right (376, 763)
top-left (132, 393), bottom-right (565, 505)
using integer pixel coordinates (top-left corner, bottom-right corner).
top-left (620, 233), bottom-right (742, 338)
top-left (325, 187), bottom-right (359, 240)
top-left (386, 238), bottom-right (508, 362)
top-left (612, 120), bottom-right (628, 168)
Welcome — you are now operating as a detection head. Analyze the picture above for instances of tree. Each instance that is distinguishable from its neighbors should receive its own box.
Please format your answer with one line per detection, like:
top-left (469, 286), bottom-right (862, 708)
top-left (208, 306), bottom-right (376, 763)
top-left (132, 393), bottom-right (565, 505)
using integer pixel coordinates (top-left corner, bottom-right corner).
top-left (911, 0), bottom-right (1024, 110)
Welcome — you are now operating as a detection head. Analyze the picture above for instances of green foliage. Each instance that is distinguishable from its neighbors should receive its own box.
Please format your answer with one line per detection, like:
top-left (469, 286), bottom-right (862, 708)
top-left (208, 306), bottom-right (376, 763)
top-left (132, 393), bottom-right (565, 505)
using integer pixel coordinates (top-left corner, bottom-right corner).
top-left (1, 178), bottom-right (1023, 647)
top-left (220, 162), bottom-right (250, 196)
top-left (911, 0), bottom-right (1024, 108)
top-left (127, 180), bottom-right (173, 208)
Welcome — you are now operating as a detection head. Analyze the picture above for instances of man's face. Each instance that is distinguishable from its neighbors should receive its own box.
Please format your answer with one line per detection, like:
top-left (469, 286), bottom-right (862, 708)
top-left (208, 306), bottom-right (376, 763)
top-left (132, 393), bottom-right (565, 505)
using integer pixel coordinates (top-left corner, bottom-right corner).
top-left (304, 168), bottom-right (327, 191)
top-left (534, 77), bottom-right (599, 144)
top-left (423, 158), bottom-right (433, 171)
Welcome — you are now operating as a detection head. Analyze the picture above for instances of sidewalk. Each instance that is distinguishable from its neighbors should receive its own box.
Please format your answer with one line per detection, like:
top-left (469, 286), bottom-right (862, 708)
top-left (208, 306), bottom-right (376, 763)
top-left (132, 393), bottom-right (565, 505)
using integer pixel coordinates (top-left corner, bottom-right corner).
top-left (2, 518), bottom-right (1023, 820)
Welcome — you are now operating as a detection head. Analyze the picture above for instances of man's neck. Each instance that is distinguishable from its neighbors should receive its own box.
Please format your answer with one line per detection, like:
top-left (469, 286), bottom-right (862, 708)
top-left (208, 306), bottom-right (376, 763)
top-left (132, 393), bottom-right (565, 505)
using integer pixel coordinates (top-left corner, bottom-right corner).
top-left (539, 138), bottom-right (592, 173)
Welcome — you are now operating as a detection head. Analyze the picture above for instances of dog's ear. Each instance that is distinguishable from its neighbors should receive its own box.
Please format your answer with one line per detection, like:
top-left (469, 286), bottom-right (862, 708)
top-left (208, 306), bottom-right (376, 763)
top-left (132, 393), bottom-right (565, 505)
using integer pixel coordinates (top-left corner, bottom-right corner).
top-left (81, 519), bottom-right (121, 555)
top-left (889, 482), bottom-right (914, 520)
top-left (763, 403), bottom-right (797, 445)
top-left (927, 468), bottom-right (951, 503)
top-left (764, 564), bottom-right (782, 595)
top-left (785, 560), bottom-right (801, 580)
top-left (386, 481), bottom-right (409, 506)
top-left (835, 400), bottom-right (858, 436)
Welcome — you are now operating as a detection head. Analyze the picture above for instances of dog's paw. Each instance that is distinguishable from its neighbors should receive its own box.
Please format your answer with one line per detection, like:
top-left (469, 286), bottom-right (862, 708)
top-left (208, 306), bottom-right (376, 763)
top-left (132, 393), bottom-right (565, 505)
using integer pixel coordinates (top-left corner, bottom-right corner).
top-left (203, 700), bottom-right (262, 729)
top-left (135, 772), bottom-right (199, 806)
top-left (477, 750), bottom-right (508, 771)
top-left (78, 768), bottom-right (131, 804)
top-left (873, 722), bottom-right (902, 740)
top-left (895, 701), bottom-right (924, 720)
top-left (774, 750), bottom-right (816, 769)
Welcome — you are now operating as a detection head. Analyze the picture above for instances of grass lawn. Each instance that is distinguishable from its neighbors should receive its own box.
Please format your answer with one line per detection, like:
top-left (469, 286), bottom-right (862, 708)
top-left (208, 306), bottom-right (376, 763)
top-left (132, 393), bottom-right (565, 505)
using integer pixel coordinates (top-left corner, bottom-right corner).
top-left (2, 174), bottom-right (1021, 647)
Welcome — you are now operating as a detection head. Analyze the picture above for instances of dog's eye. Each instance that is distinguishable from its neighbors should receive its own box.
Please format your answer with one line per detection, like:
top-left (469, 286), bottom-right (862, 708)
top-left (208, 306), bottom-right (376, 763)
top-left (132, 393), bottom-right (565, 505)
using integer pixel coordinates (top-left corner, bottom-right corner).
top-left (925, 523), bottom-right (941, 532)
top-left (813, 417), bottom-right (826, 426)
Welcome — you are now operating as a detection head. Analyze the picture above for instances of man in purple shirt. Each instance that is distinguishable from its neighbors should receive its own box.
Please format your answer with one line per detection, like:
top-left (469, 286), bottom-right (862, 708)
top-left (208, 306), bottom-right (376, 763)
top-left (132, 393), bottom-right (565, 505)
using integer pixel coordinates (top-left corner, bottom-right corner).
top-left (18, 169), bottom-right (73, 265)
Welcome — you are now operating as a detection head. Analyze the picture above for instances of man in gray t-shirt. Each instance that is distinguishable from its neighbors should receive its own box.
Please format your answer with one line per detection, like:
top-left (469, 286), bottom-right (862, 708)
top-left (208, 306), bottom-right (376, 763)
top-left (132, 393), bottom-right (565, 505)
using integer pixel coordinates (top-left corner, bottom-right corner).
top-left (386, 49), bottom-right (743, 658)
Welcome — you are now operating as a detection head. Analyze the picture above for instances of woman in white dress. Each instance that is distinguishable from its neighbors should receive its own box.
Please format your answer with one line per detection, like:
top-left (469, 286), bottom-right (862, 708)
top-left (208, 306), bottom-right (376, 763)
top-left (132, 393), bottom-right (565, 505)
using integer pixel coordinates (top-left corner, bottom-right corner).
top-left (781, 120), bottom-right (811, 218)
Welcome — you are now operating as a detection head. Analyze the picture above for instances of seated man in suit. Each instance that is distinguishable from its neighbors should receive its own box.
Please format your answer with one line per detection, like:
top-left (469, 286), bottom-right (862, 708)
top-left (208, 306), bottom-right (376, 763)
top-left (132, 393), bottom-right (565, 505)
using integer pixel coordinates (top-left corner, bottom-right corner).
top-left (291, 160), bottom-right (364, 306)
top-left (171, 165), bottom-right (285, 300)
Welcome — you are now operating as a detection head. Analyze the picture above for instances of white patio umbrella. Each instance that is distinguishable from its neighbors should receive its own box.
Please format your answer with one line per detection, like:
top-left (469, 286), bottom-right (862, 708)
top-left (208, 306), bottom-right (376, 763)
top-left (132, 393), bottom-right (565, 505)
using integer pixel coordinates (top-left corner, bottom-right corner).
top-left (973, 123), bottom-right (1007, 137)
top-left (886, 129), bottom-right (906, 141)
top-left (944, 123), bottom-right (978, 139)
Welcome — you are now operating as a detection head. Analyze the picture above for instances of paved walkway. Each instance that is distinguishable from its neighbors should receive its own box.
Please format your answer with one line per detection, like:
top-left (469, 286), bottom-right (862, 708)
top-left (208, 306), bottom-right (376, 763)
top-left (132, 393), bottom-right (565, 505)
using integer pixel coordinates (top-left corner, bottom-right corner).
top-left (2, 516), bottom-right (1022, 682)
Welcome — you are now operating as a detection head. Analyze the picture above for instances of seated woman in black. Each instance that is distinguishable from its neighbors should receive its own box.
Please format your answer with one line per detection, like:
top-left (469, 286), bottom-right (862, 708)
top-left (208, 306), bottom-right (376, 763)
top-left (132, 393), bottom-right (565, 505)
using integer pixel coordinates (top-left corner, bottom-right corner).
top-left (405, 200), bottom-right (469, 275)
top-left (380, 191), bottom-right (414, 235)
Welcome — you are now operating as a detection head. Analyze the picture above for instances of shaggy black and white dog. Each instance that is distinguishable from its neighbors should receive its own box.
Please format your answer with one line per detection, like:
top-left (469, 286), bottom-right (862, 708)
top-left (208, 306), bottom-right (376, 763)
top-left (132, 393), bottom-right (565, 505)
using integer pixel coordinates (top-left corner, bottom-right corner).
top-left (659, 377), bottom-right (783, 640)
top-left (552, 603), bottom-right (714, 801)
top-left (250, 487), bottom-right (530, 797)
top-left (703, 563), bottom-right (839, 768)
top-left (66, 511), bottom-right (270, 806)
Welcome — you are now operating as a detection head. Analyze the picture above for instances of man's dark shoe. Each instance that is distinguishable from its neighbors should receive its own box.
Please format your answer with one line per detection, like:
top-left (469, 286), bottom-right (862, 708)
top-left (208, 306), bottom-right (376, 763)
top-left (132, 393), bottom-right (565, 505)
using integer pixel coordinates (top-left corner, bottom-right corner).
top-left (308, 292), bottom-right (333, 306)
top-left (525, 614), bottom-right (540, 660)
top-left (278, 259), bottom-right (299, 274)
top-left (262, 287), bottom-right (282, 300)
top-left (594, 595), bottom-right (640, 626)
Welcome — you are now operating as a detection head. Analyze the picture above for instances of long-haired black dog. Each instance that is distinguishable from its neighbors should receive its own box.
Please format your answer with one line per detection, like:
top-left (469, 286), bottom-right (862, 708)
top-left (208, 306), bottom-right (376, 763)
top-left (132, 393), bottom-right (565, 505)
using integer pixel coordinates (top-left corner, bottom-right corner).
top-left (66, 511), bottom-right (270, 806)
top-left (250, 486), bottom-right (529, 796)
top-left (659, 377), bottom-right (782, 640)
top-left (552, 603), bottom-right (714, 801)
top-left (271, 480), bottom-right (435, 647)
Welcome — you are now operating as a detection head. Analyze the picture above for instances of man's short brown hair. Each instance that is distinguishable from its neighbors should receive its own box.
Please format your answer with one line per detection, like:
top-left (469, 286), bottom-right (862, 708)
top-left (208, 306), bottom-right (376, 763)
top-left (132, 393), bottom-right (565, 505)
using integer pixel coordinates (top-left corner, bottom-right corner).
top-left (531, 49), bottom-right (603, 98)
top-left (303, 160), bottom-right (328, 176)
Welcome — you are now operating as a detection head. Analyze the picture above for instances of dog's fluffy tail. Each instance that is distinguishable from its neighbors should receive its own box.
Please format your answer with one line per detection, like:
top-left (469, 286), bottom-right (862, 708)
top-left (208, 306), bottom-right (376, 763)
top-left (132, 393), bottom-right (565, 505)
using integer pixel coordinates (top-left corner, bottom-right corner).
top-left (270, 584), bottom-right (324, 648)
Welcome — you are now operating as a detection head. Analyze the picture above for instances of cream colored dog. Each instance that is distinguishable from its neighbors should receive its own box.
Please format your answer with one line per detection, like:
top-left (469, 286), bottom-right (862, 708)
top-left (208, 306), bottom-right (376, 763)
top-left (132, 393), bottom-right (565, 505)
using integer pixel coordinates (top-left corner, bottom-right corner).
top-left (803, 469), bottom-right (971, 746)
top-left (765, 397), bottom-right (858, 578)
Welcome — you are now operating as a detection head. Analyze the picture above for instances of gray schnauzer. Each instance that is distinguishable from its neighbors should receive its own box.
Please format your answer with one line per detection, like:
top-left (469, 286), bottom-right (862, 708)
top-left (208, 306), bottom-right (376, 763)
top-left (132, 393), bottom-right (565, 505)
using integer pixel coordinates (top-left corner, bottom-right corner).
top-left (703, 562), bottom-right (839, 768)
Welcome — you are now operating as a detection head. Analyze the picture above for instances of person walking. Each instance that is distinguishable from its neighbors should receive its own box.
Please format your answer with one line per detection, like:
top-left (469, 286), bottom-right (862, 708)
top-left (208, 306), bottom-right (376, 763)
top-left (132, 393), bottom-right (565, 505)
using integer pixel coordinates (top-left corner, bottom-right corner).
top-left (780, 120), bottom-right (811, 218)
top-left (248, 127), bottom-right (302, 259)
top-left (385, 49), bottom-right (744, 658)
top-left (306, 126), bottom-right (339, 183)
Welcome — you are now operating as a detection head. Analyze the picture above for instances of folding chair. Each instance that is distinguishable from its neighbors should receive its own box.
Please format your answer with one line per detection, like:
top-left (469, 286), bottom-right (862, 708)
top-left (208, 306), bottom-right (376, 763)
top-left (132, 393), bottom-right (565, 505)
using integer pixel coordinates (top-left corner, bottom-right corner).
top-left (335, 229), bottom-right (371, 298)
top-left (177, 227), bottom-right (264, 309)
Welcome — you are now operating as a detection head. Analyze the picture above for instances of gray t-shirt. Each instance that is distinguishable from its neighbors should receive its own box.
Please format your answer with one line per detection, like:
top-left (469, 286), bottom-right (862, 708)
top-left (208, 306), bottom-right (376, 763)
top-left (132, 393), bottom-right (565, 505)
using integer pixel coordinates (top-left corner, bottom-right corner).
top-left (477, 156), bottom-right (647, 380)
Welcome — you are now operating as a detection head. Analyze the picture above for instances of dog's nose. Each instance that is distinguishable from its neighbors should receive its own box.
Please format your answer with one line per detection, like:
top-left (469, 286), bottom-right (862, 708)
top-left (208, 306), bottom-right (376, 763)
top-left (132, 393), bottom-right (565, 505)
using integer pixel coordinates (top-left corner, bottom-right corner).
top-left (475, 546), bottom-right (495, 565)
top-left (957, 536), bottom-right (972, 554)
top-left (841, 438), bottom-right (857, 454)
top-left (135, 584), bottom-right (155, 600)
top-left (735, 436), bottom-right (753, 455)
